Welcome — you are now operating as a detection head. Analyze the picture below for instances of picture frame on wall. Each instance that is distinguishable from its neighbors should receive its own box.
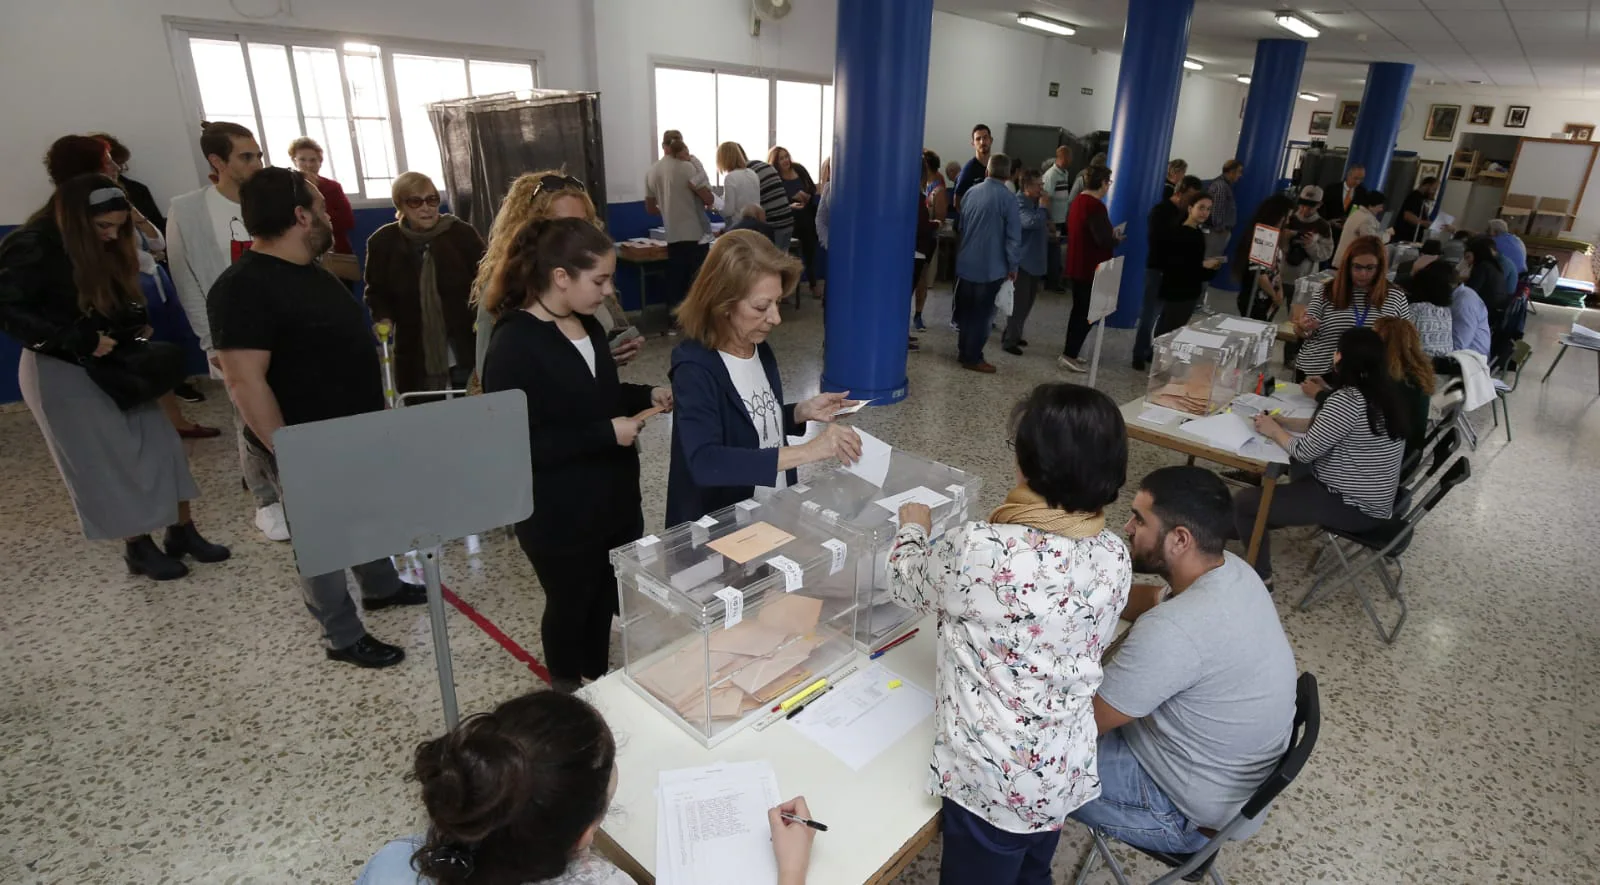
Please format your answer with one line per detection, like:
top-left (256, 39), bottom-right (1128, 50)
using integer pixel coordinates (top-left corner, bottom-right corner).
top-left (1506, 106), bottom-right (1530, 128)
top-left (1565, 123), bottom-right (1595, 142)
top-left (1424, 104), bottom-right (1461, 141)
top-left (1417, 159), bottom-right (1444, 183)
top-left (1337, 100), bottom-right (1360, 129)
top-left (1309, 111), bottom-right (1332, 136)
top-left (1469, 105), bottom-right (1494, 126)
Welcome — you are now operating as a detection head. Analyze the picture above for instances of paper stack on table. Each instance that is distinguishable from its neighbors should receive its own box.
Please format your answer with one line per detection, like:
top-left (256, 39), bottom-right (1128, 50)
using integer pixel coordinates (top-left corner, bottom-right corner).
top-left (657, 761), bottom-right (782, 885)
top-left (787, 662), bottom-right (933, 771)
top-left (1179, 411), bottom-right (1290, 462)
top-left (1570, 322), bottom-right (1600, 345)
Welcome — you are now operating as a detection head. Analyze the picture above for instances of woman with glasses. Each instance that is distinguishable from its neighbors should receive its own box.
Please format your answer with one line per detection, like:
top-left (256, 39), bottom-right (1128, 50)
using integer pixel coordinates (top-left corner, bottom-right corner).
top-left (365, 172), bottom-right (486, 395)
top-left (1292, 235), bottom-right (1412, 388)
top-left (470, 171), bottom-right (640, 393)
top-left (288, 137), bottom-right (357, 259)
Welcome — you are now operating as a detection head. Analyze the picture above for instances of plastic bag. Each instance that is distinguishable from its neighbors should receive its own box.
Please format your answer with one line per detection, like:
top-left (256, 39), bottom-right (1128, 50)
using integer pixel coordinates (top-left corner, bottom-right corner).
top-left (996, 279), bottom-right (1015, 316)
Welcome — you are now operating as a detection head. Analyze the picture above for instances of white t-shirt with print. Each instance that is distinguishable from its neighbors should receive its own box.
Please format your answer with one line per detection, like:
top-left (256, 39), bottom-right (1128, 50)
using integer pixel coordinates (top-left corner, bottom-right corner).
top-left (205, 186), bottom-right (249, 259)
top-left (719, 349), bottom-right (786, 491)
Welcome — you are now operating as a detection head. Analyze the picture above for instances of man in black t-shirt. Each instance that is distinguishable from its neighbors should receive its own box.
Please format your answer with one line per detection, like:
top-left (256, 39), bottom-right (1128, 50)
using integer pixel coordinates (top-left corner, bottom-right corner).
top-left (209, 167), bottom-right (423, 670)
top-left (1398, 176), bottom-right (1439, 244)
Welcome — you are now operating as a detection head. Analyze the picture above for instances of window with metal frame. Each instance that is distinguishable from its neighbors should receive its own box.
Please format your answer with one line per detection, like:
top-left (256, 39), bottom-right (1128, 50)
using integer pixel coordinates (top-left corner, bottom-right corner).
top-left (652, 62), bottom-right (834, 186)
top-left (169, 20), bottom-right (537, 203)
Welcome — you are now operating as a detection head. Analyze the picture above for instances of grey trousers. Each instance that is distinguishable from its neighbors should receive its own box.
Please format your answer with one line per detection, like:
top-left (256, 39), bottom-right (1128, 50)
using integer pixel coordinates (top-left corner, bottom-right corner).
top-left (1002, 272), bottom-right (1042, 349)
top-left (256, 439), bottom-right (404, 649)
top-left (233, 406), bottom-right (280, 509)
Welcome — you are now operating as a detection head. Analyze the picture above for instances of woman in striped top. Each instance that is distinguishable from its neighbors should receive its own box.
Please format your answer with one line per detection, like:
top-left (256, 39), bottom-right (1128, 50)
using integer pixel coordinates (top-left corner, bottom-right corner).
top-left (1292, 235), bottom-right (1412, 385)
top-left (1233, 327), bottom-right (1408, 582)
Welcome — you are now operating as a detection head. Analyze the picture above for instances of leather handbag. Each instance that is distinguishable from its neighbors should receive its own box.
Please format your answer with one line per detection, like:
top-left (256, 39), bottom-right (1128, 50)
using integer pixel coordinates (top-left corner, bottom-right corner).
top-left (84, 338), bottom-right (188, 410)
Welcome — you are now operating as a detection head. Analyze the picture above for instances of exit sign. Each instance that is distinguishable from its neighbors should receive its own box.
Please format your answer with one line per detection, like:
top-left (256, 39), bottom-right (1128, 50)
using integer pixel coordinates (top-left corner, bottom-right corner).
top-left (1081, 87), bottom-right (1094, 95)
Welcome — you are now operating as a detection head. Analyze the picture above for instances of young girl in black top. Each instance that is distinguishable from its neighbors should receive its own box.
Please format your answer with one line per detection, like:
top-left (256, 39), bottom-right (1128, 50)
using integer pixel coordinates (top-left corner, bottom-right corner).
top-left (481, 218), bottom-right (672, 692)
top-left (1153, 193), bottom-right (1223, 335)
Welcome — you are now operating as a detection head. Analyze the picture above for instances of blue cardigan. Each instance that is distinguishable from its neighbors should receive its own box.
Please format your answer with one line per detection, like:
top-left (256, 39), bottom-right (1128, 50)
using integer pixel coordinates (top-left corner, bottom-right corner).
top-left (666, 339), bottom-right (804, 526)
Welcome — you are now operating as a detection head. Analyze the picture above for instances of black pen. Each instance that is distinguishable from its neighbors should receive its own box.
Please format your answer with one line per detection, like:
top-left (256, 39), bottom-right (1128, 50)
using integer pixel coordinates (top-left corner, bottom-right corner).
top-left (780, 812), bottom-right (829, 832)
top-left (784, 685), bottom-right (832, 719)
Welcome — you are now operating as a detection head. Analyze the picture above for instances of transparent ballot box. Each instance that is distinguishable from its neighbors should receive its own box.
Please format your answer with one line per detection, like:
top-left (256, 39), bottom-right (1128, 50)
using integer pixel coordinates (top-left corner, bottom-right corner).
top-left (611, 499), bottom-right (859, 747)
top-left (1291, 270), bottom-right (1334, 321)
top-left (1146, 326), bottom-right (1250, 417)
top-left (765, 453), bottom-right (982, 650)
top-left (1191, 314), bottom-right (1276, 370)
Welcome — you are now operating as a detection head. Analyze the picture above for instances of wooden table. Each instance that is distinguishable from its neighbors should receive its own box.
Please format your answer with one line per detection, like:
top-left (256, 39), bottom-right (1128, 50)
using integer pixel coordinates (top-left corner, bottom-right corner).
top-left (1119, 397), bottom-right (1291, 566)
top-left (583, 620), bottom-right (943, 885)
top-left (615, 247), bottom-right (672, 335)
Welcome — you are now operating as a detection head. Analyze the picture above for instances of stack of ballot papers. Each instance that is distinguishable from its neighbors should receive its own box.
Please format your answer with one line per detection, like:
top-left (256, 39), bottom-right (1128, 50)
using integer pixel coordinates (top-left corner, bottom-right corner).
top-left (657, 761), bottom-right (782, 885)
top-left (1178, 411), bottom-right (1291, 462)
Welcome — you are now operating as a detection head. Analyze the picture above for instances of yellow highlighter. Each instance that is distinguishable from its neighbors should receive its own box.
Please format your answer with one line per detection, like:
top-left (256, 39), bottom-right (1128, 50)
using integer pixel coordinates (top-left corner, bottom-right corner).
top-left (776, 678), bottom-right (830, 712)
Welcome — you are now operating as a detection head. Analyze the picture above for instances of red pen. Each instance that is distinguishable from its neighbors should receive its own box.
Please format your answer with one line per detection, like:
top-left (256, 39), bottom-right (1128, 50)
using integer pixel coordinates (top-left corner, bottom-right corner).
top-left (870, 627), bottom-right (920, 659)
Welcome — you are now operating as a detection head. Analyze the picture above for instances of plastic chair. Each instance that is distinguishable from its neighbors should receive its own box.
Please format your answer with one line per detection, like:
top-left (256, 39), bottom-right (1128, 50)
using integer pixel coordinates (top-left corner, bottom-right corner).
top-left (1298, 458), bottom-right (1472, 644)
top-left (1070, 673), bottom-right (1322, 885)
top-left (1491, 340), bottom-right (1532, 442)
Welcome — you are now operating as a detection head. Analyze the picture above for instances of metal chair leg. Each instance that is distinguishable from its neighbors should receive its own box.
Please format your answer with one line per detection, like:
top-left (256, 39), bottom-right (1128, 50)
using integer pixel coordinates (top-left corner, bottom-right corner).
top-left (1351, 561), bottom-right (1407, 644)
top-left (1209, 869), bottom-right (1227, 885)
top-left (1540, 343), bottom-right (1568, 383)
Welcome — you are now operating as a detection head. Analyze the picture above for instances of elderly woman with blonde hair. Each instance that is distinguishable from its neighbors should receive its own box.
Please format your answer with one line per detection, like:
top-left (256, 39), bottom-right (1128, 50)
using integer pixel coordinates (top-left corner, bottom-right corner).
top-left (469, 171), bottom-right (640, 389)
top-left (364, 171), bottom-right (485, 394)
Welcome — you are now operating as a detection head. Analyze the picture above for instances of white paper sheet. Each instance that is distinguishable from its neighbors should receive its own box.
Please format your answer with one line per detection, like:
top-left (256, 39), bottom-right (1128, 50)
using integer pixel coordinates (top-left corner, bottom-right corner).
top-left (1137, 405), bottom-right (1191, 426)
top-left (658, 761), bottom-right (782, 885)
top-left (1179, 411), bottom-right (1257, 453)
top-left (1217, 316), bottom-right (1272, 333)
top-left (787, 663), bottom-right (933, 771)
top-left (1173, 328), bottom-right (1230, 349)
top-left (1430, 212), bottom-right (1455, 232)
top-left (844, 428), bottom-right (893, 488)
top-left (873, 486), bottom-right (952, 513)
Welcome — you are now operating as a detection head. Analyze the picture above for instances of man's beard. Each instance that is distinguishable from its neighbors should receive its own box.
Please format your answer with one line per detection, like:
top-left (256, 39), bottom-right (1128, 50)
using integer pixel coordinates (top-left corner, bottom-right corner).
top-left (1129, 537), bottom-right (1168, 578)
top-left (308, 219), bottom-right (334, 256)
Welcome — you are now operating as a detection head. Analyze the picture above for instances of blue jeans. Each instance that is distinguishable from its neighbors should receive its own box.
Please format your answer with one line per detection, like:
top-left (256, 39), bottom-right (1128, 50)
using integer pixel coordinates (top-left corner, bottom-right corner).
top-left (1069, 729), bottom-right (1211, 854)
top-left (939, 797), bottom-right (1059, 885)
top-left (1132, 268), bottom-right (1165, 364)
top-left (954, 277), bottom-right (1002, 365)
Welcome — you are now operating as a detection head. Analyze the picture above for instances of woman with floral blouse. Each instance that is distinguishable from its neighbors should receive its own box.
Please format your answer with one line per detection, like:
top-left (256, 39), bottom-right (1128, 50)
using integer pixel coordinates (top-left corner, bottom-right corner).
top-left (889, 382), bottom-right (1132, 884)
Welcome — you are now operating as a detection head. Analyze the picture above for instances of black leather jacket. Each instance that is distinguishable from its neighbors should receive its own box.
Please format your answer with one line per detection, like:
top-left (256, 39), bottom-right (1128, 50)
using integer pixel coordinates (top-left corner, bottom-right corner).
top-left (0, 216), bottom-right (147, 362)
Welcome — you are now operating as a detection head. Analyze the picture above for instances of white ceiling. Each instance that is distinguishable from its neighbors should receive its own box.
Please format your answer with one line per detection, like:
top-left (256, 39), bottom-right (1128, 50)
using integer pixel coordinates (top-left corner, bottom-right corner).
top-left (936, 0), bottom-right (1600, 99)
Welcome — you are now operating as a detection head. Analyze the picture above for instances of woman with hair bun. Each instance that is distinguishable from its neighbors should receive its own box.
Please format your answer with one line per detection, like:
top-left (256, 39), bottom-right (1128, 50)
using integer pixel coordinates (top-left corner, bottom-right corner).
top-left (480, 217), bottom-right (671, 693)
top-left (356, 690), bottom-right (817, 885)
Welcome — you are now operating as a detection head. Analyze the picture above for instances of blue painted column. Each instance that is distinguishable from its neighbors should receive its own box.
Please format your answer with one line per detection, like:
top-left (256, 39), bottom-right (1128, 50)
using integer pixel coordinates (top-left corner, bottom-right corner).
top-left (1218, 38), bottom-right (1308, 289)
top-left (1346, 62), bottom-right (1414, 192)
top-left (1104, 0), bottom-right (1196, 328)
top-left (820, 0), bottom-right (934, 404)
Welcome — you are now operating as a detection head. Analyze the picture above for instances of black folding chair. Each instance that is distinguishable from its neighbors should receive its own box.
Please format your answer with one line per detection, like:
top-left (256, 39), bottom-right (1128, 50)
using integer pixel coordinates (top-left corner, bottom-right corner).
top-left (1298, 458), bottom-right (1472, 644)
top-left (1070, 673), bottom-right (1322, 885)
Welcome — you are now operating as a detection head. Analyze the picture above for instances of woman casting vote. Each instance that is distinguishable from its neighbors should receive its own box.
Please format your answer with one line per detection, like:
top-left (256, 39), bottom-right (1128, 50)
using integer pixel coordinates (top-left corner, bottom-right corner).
top-left (1234, 326), bottom-right (1407, 585)
top-left (665, 230), bottom-right (861, 525)
top-left (480, 217), bottom-right (671, 693)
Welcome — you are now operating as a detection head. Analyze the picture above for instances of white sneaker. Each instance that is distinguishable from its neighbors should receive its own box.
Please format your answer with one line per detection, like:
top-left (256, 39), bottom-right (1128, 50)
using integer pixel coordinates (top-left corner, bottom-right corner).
top-left (255, 502), bottom-right (291, 542)
top-left (1058, 356), bottom-right (1088, 374)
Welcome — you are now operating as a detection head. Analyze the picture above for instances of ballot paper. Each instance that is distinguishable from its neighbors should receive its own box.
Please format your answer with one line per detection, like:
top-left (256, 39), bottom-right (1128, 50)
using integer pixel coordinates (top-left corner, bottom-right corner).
top-left (873, 486), bottom-right (953, 513)
top-left (844, 427), bottom-right (893, 488)
top-left (657, 761), bottom-right (782, 885)
top-left (787, 662), bottom-right (933, 770)
top-left (706, 521), bottom-right (795, 565)
top-left (832, 399), bottom-right (869, 416)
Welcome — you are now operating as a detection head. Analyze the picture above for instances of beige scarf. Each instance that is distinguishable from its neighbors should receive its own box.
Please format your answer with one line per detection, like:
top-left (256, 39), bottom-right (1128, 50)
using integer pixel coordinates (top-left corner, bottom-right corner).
top-left (398, 214), bottom-right (457, 377)
top-left (988, 484), bottom-right (1105, 539)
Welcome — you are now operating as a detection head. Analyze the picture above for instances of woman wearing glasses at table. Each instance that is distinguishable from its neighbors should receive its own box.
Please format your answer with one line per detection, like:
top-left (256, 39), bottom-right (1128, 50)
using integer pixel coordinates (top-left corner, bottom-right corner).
top-left (470, 171), bottom-right (642, 393)
top-left (364, 171), bottom-right (486, 395)
top-left (1291, 234), bottom-right (1412, 391)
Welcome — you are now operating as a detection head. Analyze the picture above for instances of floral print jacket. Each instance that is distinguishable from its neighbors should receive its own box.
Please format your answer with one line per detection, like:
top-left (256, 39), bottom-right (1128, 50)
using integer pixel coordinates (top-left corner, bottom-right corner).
top-left (888, 520), bottom-right (1131, 834)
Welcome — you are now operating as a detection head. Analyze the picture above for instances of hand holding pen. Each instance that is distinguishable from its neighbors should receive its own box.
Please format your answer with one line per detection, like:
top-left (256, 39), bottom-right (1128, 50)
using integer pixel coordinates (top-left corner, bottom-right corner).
top-left (769, 796), bottom-right (820, 885)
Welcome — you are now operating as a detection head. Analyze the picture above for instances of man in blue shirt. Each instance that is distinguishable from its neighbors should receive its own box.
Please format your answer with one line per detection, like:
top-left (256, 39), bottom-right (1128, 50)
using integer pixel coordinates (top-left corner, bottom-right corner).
top-left (1002, 168), bottom-right (1050, 356)
top-left (1488, 218), bottom-right (1527, 277)
top-left (954, 153), bottom-right (1021, 373)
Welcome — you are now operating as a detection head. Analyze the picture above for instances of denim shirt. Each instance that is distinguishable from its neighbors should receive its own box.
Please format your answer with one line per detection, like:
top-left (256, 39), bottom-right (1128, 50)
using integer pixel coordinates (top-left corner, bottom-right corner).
top-left (1016, 191), bottom-right (1050, 277)
top-left (955, 179), bottom-right (1021, 284)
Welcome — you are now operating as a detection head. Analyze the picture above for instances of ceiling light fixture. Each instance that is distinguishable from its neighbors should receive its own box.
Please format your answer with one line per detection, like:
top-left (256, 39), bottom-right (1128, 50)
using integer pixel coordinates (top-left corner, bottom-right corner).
top-left (1184, 59), bottom-right (1205, 71)
top-left (1017, 13), bottom-right (1076, 36)
top-left (1298, 91), bottom-right (1321, 101)
top-left (1274, 13), bottom-right (1320, 39)
top-left (1236, 74), bottom-right (1252, 84)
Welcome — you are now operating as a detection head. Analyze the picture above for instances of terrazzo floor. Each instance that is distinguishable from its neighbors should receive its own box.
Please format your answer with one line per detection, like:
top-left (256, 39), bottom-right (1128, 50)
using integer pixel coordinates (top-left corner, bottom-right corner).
top-left (3, 284), bottom-right (1599, 884)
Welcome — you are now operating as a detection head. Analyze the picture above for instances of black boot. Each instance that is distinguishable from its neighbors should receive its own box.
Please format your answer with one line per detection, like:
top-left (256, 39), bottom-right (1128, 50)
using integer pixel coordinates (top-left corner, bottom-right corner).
top-left (125, 536), bottom-right (189, 581)
top-left (163, 522), bottom-right (231, 563)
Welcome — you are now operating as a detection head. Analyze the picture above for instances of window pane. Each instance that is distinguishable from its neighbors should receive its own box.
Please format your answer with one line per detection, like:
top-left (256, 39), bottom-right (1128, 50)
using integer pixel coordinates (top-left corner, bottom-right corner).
top-left (775, 80), bottom-right (822, 181)
top-left (292, 46), bottom-right (357, 191)
top-left (190, 38), bottom-right (257, 131)
top-left (468, 60), bottom-right (534, 96)
top-left (247, 43), bottom-right (299, 170)
top-left (653, 67), bottom-right (717, 180)
top-left (342, 46), bottom-right (398, 194)
top-left (393, 53), bottom-right (468, 189)
top-left (717, 73), bottom-right (770, 172)
top-left (822, 84), bottom-right (835, 173)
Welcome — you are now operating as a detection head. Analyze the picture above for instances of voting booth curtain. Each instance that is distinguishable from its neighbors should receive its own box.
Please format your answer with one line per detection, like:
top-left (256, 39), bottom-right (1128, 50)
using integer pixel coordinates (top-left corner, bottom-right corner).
top-left (427, 90), bottom-right (609, 238)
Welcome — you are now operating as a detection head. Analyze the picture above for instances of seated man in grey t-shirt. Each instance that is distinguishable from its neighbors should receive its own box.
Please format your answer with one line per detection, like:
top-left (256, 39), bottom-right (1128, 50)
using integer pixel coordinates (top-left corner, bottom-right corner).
top-left (1070, 466), bottom-right (1298, 854)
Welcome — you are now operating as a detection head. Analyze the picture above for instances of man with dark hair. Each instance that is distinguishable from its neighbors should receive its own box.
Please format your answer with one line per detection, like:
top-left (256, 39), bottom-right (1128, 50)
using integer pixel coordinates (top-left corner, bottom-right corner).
top-left (1069, 466), bottom-right (1297, 854)
top-left (166, 122), bottom-right (284, 540)
top-left (1206, 159), bottom-right (1244, 242)
top-left (1398, 176), bottom-right (1440, 244)
top-left (1133, 175), bottom-right (1205, 370)
top-left (208, 168), bottom-right (424, 669)
top-left (952, 153), bottom-right (1021, 373)
top-left (953, 123), bottom-right (993, 210)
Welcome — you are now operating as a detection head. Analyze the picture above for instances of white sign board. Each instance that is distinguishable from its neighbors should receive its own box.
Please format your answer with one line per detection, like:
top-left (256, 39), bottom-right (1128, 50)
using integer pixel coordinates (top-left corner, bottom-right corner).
top-left (1248, 224), bottom-right (1281, 269)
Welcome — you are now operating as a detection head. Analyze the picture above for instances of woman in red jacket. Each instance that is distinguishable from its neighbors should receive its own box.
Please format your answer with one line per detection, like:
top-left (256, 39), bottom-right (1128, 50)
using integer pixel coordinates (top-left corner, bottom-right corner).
top-left (289, 137), bottom-right (357, 256)
top-left (1061, 165), bottom-right (1120, 373)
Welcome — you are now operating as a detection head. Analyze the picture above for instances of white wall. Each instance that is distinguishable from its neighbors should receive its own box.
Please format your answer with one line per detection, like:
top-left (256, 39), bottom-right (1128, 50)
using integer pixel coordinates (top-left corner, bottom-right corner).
top-left (1297, 88), bottom-right (1600, 239)
top-left (0, 0), bottom-right (592, 223)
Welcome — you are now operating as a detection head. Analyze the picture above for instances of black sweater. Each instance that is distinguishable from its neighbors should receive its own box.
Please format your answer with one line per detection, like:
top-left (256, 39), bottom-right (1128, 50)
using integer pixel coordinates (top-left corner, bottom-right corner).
top-left (481, 309), bottom-right (656, 554)
top-left (1155, 224), bottom-right (1218, 302)
top-left (0, 217), bottom-right (148, 362)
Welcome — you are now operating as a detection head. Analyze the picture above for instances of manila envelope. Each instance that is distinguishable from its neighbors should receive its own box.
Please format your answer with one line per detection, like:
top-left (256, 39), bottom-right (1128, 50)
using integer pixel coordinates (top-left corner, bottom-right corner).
top-left (706, 521), bottom-right (795, 564)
